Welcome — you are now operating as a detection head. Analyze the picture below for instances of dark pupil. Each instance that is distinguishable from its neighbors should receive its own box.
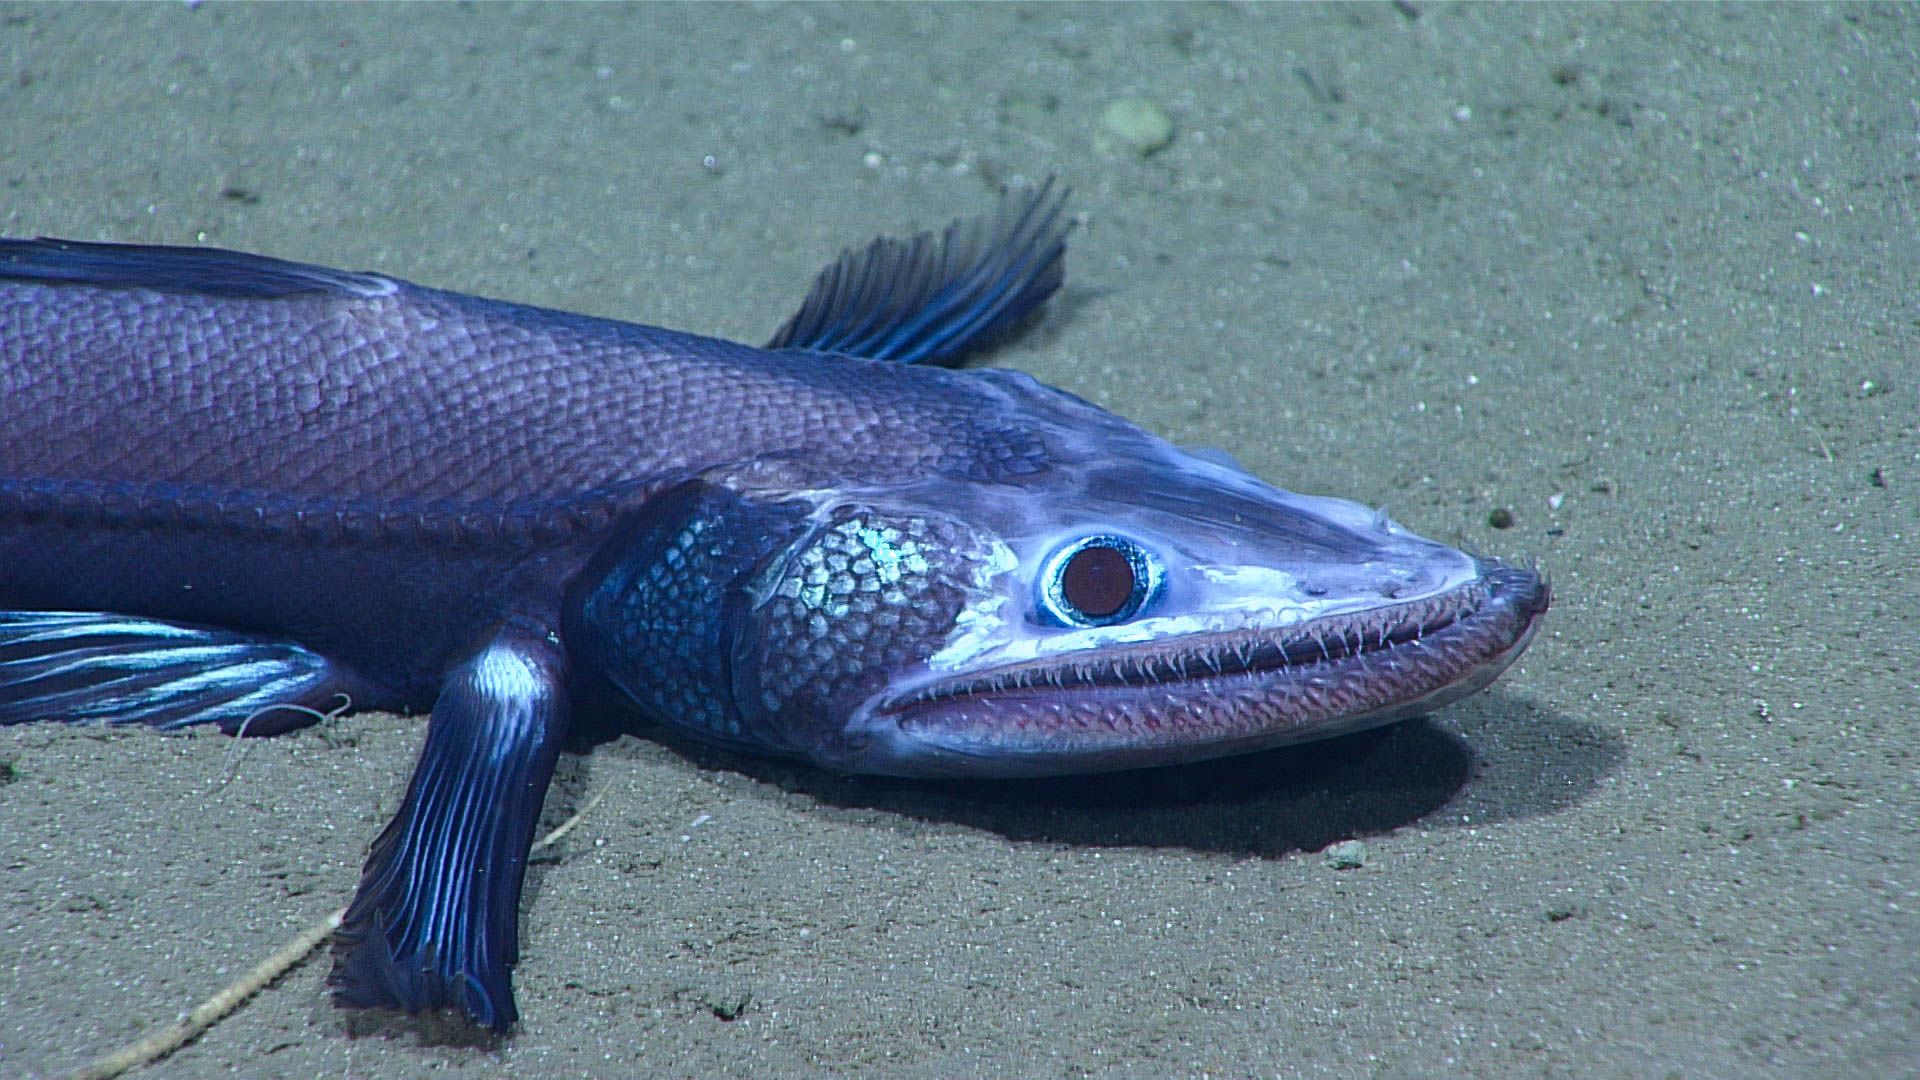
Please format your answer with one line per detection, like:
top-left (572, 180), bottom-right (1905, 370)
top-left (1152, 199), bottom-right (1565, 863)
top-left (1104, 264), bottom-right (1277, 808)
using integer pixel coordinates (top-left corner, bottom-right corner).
top-left (1060, 544), bottom-right (1135, 618)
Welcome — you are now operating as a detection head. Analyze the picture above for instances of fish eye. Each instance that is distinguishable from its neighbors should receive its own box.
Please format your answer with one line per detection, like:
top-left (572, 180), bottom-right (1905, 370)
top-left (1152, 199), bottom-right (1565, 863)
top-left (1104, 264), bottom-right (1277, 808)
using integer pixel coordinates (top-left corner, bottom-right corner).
top-left (1037, 535), bottom-right (1161, 627)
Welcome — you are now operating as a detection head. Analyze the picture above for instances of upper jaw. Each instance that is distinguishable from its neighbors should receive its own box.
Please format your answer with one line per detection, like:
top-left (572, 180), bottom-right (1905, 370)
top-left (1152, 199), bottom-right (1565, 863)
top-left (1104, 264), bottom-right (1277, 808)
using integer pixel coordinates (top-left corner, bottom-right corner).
top-left (841, 559), bottom-right (1549, 778)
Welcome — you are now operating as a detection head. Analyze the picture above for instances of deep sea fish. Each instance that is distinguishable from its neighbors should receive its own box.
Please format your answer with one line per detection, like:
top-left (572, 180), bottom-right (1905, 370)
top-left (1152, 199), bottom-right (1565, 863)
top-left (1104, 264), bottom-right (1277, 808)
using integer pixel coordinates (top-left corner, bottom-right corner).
top-left (0, 182), bottom-right (1548, 1031)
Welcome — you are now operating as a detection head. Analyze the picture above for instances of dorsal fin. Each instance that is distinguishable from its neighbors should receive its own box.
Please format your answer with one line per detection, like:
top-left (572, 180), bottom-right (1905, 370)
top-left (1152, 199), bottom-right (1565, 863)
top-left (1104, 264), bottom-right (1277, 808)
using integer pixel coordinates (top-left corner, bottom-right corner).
top-left (0, 238), bottom-right (397, 299)
top-left (766, 178), bottom-right (1071, 366)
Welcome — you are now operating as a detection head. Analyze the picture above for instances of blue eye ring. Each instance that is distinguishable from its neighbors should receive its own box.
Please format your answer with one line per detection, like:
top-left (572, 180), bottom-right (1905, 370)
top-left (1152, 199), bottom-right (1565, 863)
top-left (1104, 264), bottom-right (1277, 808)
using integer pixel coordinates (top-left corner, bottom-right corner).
top-left (1037, 535), bottom-right (1162, 627)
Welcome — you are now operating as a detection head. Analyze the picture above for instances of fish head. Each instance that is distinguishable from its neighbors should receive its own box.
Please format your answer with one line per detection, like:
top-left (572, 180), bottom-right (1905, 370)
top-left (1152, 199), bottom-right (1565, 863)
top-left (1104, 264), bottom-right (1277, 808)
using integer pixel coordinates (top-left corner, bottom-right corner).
top-left (730, 374), bottom-right (1549, 777)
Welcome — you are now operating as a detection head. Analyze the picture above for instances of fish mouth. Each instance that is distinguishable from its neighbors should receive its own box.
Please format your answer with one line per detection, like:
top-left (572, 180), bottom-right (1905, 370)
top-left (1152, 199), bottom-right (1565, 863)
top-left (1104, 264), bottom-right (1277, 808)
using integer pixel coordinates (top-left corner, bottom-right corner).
top-left (864, 561), bottom-right (1549, 777)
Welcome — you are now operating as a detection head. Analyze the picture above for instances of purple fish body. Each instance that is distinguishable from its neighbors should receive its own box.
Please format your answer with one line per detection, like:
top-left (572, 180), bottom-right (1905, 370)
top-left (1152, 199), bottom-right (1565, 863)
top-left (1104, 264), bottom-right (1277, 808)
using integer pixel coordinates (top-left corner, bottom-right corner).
top-left (0, 186), bottom-right (1547, 1030)
top-left (0, 246), bottom-right (1040, 708)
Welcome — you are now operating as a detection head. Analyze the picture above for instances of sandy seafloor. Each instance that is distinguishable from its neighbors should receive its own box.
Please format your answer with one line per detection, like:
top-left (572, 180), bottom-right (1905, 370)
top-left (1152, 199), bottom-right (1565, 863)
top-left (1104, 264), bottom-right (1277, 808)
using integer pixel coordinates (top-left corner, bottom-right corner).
top-left (0, 4), bottom-right (1915, 1077)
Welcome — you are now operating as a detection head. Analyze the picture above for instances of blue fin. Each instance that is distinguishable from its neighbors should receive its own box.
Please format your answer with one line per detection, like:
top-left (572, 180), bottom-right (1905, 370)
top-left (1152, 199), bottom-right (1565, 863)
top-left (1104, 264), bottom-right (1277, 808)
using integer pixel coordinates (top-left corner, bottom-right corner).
top-left (330, 619), bottom-right (569, 1033)
top-left (0, 237), bottom-right (396, 299)
top-left (0, 611), bottom-right (349, 734)
top-left (765, 178), bottom-right (1071, 365)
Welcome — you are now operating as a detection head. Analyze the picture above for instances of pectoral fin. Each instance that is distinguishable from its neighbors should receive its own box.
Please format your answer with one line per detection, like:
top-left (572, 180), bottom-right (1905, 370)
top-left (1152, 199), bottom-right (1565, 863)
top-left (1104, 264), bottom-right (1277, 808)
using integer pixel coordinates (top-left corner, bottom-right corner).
top-left (329, 618), bottom-right (569, 1033)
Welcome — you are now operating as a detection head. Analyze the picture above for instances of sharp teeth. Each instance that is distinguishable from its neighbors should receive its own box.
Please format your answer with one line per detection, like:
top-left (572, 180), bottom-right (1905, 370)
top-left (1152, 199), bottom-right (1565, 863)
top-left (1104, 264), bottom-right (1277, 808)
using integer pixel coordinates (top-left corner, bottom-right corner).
top-left (896, 578), bottom-right (1496, 710)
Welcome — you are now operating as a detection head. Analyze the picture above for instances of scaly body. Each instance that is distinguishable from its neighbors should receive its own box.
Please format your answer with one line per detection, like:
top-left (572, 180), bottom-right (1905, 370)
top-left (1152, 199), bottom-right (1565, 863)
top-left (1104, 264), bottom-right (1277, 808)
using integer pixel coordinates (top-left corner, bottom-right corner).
top-left (0, 185), bottom-right (1547, 1030)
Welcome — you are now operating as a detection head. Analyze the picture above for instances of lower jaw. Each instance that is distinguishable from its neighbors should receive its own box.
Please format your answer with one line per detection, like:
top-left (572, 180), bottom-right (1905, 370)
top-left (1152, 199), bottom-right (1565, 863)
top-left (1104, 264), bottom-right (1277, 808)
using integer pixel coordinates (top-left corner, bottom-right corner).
top-left (856, 572), bottom-right (1547, 779)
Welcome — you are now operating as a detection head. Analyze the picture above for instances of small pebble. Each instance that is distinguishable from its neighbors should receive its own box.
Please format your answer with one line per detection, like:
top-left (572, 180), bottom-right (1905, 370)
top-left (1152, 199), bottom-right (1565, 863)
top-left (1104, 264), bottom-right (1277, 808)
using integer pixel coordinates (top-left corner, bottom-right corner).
top-left (1324, 839), bottom-right (1369, 870)
top-left (1101, 97), bottom-right (1174, 157)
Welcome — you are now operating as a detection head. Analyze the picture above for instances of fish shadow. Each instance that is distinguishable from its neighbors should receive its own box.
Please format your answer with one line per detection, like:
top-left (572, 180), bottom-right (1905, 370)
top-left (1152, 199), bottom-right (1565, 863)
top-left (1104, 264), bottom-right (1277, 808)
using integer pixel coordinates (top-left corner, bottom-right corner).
top-left (575, 692), bottom-right (1618, 860)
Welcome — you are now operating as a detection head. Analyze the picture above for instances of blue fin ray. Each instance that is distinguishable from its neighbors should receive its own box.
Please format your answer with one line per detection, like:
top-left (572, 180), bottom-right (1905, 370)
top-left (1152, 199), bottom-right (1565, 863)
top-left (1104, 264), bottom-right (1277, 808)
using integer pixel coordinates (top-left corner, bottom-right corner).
top-left (0, 611), bottom-right (347, 733)
top-left (766, 178), bottom-right (1070, 365)
top-left (0, 237), bottom-right (396, 299)
top-left (330, 620), bottom-right (569, 1032)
